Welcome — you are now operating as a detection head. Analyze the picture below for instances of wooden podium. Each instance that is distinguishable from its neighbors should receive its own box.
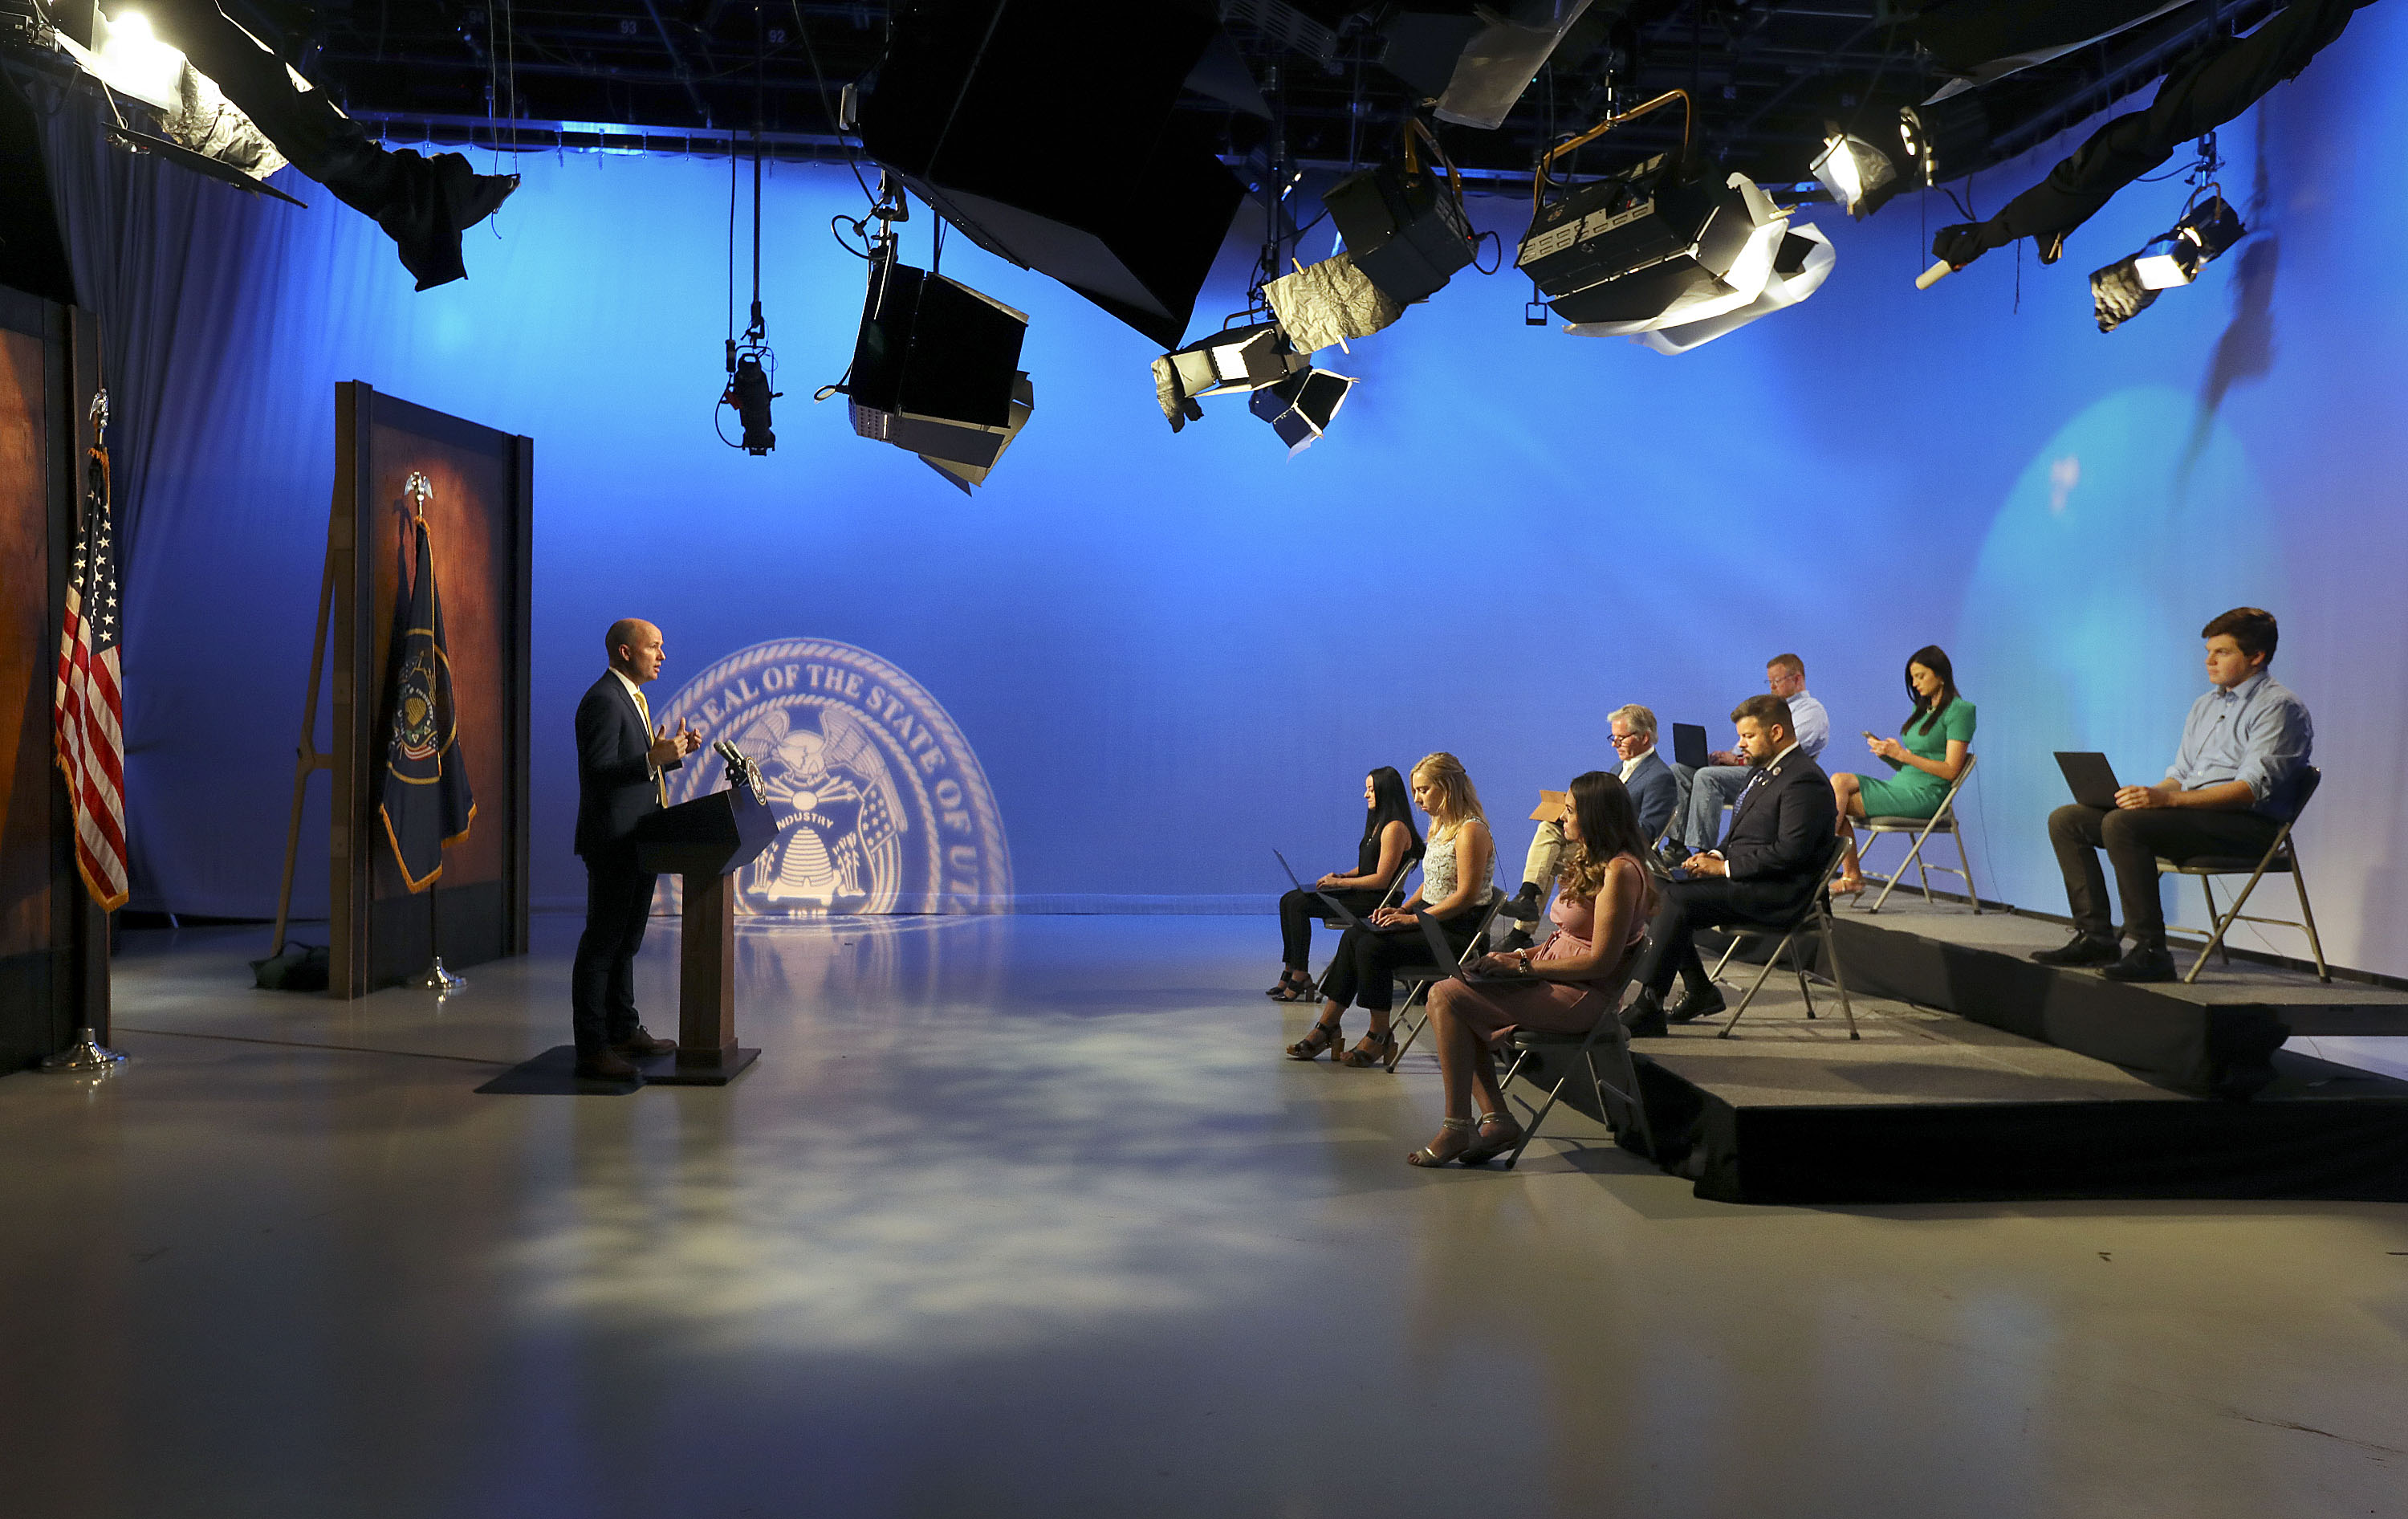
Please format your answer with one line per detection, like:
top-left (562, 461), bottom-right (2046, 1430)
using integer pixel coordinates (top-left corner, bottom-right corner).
top-left (630, 786), bottom-right (780, 1085)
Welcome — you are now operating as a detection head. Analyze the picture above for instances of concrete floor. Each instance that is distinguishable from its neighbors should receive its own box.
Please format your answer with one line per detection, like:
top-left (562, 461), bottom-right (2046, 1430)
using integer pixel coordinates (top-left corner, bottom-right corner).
top-left (4, 913), bottom-right (2406, 1518)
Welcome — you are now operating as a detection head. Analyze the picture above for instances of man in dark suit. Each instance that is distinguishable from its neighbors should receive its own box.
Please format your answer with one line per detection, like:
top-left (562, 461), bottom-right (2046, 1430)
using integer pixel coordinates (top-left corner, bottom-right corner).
top-left (571, 618), bottom-right (702, 1079)
top-left (1498, 703), bottom-right (1683, 946)
top-left (1625, 694), bottom-right (1838, 1034)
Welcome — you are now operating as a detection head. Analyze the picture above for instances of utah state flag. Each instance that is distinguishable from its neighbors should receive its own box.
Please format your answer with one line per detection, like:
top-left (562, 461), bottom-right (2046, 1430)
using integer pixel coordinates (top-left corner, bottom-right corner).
top-left (376, 512), bottom-right (474, 890)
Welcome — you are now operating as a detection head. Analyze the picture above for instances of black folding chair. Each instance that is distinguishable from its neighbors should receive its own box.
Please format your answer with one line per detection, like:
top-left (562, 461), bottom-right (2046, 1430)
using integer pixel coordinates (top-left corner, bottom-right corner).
top-left (1709, 838), bottom-right (1857, 1040)
top-left (1383, 877), bottom-right (1508, 1072)
top-left (2155, 766), bottom-right (2329, 984)
top-left (1491, 958), bottom-right (1653, 1167)
top-left (1310, 868), bottom-right (1413, 996)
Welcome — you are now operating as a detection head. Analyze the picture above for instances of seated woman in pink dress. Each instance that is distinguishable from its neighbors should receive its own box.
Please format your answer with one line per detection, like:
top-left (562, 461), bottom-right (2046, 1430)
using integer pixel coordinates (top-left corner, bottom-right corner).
top-left (1406, 768), bottom-right (1656, 1168)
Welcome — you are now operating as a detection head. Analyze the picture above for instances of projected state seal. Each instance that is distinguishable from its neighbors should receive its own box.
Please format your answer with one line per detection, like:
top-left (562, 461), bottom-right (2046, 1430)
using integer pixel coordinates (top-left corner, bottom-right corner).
top-left (653, 639), bottom-right (1011, 915)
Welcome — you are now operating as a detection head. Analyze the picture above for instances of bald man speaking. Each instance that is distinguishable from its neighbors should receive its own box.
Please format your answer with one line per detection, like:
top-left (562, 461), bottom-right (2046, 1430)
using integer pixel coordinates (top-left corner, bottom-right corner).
top-left (571, 618), bottom-right (702, 1080)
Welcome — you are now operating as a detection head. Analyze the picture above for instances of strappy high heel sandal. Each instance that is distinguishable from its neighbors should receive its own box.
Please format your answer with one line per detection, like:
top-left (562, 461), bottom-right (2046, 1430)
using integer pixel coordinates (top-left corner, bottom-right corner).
top-left (1267, 970), bottom-right (1317, 1002)
top-left (1457, 1111), bottom-right (1526, 1167)
top-left (1340, 1028), bottom-right (1397, 1069)
top-left (1285, 1018), bottom-right (1343, 1061)
top-left (1406, 1116), bottom-right (1474, 1167)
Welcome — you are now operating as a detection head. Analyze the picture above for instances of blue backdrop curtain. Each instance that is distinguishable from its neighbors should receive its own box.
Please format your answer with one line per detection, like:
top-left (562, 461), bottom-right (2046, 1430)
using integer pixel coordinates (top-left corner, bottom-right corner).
top-left (18, 11), bottom-right (2408, 983)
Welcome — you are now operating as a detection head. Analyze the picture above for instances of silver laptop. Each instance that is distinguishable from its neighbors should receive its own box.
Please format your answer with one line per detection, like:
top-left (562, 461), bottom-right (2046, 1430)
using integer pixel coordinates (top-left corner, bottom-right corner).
top-left (2054, 751), bottom-right (2122, 809)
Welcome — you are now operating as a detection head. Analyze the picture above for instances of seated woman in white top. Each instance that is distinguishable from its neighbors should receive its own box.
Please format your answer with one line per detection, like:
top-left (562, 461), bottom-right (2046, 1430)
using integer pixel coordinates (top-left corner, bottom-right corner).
top-left (1286, 751), bottom-right (1495, 1069)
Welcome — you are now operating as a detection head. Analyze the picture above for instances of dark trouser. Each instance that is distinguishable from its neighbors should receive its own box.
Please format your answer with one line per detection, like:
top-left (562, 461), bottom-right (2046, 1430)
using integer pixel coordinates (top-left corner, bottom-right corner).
top-left (2047, 804), bottom-right (2282, 949)
top-left (1279, 886), bottom-right (1381, 967)
top-left (1632, 878), bottom-right (1806, 999)
top-left (1322, 912), bottom-right (1483, 1014)
top-left (571, 849), bottom-right (657, 1053)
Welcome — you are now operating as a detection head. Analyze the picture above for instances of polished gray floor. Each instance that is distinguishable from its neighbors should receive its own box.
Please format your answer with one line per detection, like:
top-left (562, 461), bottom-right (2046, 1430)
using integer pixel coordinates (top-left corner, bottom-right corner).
top-left (5, 914), bottom-right (2406, 1518)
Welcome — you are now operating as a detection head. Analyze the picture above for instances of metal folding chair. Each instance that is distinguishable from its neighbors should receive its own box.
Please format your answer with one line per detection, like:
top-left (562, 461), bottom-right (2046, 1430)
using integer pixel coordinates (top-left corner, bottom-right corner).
top-left (1310, 868), bottom-right (1413, 996)
top-left (1491, 959), bottom-right (1653, 1167)
top-left (2155, 766), bottom-right (2329, 984)
top-left (1710, 838), bottom-right (1857, 1040)
top-left (1855, 753), bottom-right (1980, 914)
top-left (1382, 875), bottom-right (1508, 1072)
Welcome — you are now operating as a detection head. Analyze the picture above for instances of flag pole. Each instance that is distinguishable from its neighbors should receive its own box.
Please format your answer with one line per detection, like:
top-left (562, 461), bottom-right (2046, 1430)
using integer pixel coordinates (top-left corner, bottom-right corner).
top-left (418, 878), bottom-right (463, 993)
top-left (401, 471), bottom-right (466, 996)
top-left (46, 385), bottom-right (126, 1072)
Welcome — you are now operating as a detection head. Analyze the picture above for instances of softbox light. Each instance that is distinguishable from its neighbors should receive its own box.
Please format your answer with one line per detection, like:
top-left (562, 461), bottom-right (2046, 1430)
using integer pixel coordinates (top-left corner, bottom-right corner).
top-left (856, 0), bottom-right (1249, 348)
top-left (846, 252), bottom-right (1035, 488)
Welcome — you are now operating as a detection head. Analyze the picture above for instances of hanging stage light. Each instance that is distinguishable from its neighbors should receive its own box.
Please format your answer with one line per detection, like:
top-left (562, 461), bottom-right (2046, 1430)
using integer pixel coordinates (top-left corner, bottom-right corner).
top-left (1590, 223), bottom-right (1836, 355)
top-left (842, 241), bottom-right (1035, 491)
top-left (1520, 153), bottom-right (1791, 332)
top-left (1248, 366), bottom-right (1355, 454)
top-left (2133, 195), bottom-right (2245, 288)
top-left (1516, 92), bottom-right (1804, 339)
top-left (1150, 321), bottom-right (1304, 430)
top-left (1809, 127), bottom-right (1902, 220)
top-left (2089, 193), bottom-right (2246, 333)
top-left (1898, 93), bottom-right (1991, 186)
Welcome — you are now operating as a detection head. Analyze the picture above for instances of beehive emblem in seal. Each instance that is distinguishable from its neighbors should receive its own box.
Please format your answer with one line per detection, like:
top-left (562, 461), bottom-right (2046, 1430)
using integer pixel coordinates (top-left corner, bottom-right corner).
top-left (653, 638), bottom-right (1010, 914)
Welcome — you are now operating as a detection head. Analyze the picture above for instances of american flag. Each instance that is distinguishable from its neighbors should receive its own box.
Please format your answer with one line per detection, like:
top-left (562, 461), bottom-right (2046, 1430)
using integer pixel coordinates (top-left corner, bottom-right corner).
top-left (55, 434), bottom-right (128, 910)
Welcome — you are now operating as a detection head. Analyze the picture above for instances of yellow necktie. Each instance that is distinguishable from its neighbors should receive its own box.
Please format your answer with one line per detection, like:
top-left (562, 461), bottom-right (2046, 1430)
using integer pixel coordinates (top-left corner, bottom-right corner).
top-left (633, 686), bottom-right (666, 807)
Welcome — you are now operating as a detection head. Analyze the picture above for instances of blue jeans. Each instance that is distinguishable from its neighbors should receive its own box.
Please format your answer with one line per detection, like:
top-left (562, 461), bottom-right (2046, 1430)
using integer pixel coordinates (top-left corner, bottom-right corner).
top-left (1676, 764), bottom-right (1751, 851)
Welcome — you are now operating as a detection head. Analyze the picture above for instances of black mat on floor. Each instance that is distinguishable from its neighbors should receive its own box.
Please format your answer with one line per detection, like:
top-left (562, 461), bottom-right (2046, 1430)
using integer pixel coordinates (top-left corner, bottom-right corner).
top-left (474, 1045), bottom-right (641, 1096)
top-left (1612, 1045), bottom-right (2408, 1206)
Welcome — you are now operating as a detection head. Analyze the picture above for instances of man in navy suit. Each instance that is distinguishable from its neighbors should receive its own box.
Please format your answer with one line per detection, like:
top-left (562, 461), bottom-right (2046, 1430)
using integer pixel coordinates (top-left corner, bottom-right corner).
top-left (1496, 704), bottom-right (1682, 947)
top-left (571, 618), bottom-right (702, 1079)
top-left (1625, 694), bottom-right (1838, 1034)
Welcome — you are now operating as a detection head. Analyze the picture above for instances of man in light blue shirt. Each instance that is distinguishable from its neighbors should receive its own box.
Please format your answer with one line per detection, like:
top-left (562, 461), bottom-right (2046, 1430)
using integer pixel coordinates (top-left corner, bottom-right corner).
top-left (2035, 608), bottom-right (2313, 983)
top-left (1671, 654), bottom-right (1828, 852)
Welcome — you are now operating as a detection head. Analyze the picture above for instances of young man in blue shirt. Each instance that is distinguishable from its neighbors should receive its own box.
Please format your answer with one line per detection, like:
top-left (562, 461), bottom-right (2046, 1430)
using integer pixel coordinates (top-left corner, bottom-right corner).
top-left (2033, 608), bottom-right (2313, 983)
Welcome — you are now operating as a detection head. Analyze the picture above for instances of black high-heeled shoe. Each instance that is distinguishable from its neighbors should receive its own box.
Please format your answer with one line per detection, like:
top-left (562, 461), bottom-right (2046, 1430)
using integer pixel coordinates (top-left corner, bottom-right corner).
top-left (1340, 1028), bottom-right (1397, 1068)
top-left (1285, 1018), bottom-right (1343, 1061)
top-left (1267, 970), bottom-right (1317, 1001)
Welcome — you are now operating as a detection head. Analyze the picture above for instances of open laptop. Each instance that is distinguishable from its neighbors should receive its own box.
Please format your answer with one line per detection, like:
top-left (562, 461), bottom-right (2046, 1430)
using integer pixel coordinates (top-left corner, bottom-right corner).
top-left (1672, 722), bottom-right (1711, 770)
top-left (1274, 848), bottom-right (1414, 933)
top-left (2054, 751), bottom-right (2123, 808)
top-left (1413, 912), bottom-right (1523, 982)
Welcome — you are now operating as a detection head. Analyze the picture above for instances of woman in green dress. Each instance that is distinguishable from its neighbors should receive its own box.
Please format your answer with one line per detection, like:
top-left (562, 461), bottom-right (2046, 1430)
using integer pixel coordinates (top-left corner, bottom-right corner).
top-left (1832, 645), bottom-right (1975, 895)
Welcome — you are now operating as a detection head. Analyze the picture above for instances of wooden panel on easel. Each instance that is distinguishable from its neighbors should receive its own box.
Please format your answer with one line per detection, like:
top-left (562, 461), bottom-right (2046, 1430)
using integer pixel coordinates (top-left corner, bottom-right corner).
top-left (327, 383), bottom-right (531, 998)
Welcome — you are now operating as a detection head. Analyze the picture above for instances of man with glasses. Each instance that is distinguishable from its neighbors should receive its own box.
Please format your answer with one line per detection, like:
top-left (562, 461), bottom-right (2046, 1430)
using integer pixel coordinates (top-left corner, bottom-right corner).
top-left (1497, 704), bottom-right (1679, 946)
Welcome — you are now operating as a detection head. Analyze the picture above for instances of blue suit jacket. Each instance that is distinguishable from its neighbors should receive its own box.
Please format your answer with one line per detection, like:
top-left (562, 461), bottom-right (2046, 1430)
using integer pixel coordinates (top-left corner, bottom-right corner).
top-left (573, 672), bottom-right (682, 859)
top-left (1624, 749), bottom-right (1678, 841)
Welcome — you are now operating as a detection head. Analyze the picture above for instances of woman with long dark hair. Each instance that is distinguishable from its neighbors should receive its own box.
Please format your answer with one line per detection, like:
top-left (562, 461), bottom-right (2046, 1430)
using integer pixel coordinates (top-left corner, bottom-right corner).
top-left (1406, 771), bottom-right (1656, 1167)
top-left (1268, 767), bottom-right (1424, 1001)
top-left (1831, 645), bottom-right (1977, 895)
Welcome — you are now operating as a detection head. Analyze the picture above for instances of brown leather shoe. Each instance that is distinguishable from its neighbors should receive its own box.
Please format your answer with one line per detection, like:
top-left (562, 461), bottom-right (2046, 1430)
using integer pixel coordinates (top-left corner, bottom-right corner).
top-left (611, 1027), bottom-right (676, 1058)
top-left (573, 1049), bottom-right (640, 1081)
